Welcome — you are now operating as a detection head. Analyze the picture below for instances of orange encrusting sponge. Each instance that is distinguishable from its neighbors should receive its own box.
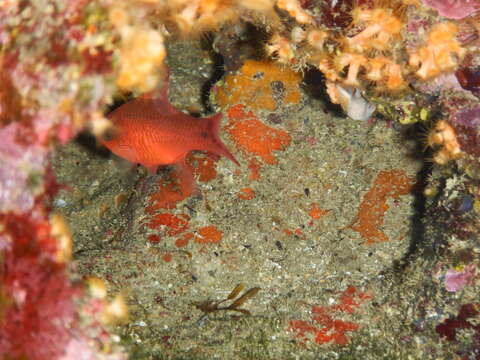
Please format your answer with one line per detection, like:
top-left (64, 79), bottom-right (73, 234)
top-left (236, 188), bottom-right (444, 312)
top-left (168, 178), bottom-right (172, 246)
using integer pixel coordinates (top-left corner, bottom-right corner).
top-left (226, 105), bottom-right (291, 165)
top-left (309, 202), bottom-right (330, 220)
top-left (194, 225), bottom-right (223, 244)
top-left (216, 60), bottom-right (301, 112)
top-left (146, 213), bottom-right (190, 236)
top-left (186, 152), bottom-right (218, 182)
top-left (237, 187), bottom-right (256, 200)
top-left (350, 170), bottom-right (414, 245)
top-left (145, 169), bottom-right (196, 212)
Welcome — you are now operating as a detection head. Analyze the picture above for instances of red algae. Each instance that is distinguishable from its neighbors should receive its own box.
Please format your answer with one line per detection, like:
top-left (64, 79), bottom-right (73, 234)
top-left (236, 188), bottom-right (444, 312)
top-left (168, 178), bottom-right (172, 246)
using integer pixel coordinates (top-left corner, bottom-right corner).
top-left (289, 286), bottom-right (370, 346)
top-left (81, 46), bottom-right (113, 75)
top-left (194, 225), bottom-right (223, 244)
top-left (350, 169), bottom-right (414, 245)
top-left (0, 210), bottom-right (80, 360)
top-left (226, 105), bottom-right (291, 171)
top-left (0, 255), bottom-right (79, 359)
top-left (436, 303), bottom-right (480, 341)
top-left (147, 234), bottom-right (161, 244)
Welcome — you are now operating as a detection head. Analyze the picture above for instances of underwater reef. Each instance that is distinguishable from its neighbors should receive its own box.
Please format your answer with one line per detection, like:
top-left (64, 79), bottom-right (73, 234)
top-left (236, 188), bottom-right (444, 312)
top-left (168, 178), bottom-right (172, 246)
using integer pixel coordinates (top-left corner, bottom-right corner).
top-left (1, 0), bottom-right (480, 359)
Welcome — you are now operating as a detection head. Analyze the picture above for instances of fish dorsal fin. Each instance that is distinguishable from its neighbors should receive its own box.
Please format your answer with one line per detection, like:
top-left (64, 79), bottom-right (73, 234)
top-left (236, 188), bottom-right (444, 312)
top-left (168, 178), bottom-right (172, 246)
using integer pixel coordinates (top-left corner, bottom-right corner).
top-left (139, 68), bottom-right (178, 116)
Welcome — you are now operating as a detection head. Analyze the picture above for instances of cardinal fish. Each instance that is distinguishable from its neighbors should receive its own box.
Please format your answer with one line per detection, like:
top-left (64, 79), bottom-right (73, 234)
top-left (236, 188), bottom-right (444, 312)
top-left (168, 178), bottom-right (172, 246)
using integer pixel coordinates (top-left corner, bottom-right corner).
top-left (101, 76), bottom-right (239, 178)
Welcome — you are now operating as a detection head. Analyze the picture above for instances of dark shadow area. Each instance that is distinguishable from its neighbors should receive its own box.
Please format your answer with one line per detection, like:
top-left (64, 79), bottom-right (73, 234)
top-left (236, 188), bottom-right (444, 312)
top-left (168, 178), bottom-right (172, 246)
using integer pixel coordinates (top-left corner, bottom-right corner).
top-left (75, 132), bottom-right (111, 158)
top-left (392, 122), bottom-right (433, 272)
top-left (302, 66), bottom-right (344, 117)
top-left (105, 92), bottom-right (135, 116)
top-left (79, 90), bottom-right (135, 158)
top-left (200, 33), bottom-right (225, 114)
top-left (200, 23), bottom-right (271, 113)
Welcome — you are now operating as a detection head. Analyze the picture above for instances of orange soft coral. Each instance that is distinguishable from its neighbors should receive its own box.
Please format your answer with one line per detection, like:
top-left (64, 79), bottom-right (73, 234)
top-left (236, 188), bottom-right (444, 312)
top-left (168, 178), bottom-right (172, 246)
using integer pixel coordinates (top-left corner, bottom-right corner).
top-left (348, 8), bottom-right (403, 52)
top-left (334, 53), bottom-right (367, 86)
top-left (109, 3), bottom-right (166, 91)
top-left (115, 27), bottom-right (166, 91)
top-left (365, 56), bottom-right (405, 91)
top-left (170, 0), bottom-right (275, 33)
top-left (276, 0), bottom-right (312, 24)
top-left (266, 34), bottom-right (296, 64)
top-left (427, 120), bottom-right (462, 165)
top-left (409, 22), bottom-right (466, 80)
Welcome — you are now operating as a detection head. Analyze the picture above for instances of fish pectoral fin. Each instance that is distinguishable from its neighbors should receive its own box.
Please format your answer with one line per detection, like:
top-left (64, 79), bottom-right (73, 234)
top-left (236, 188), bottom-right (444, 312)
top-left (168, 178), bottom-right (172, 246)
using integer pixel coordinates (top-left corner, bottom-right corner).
top-left (173, 161), bottom-right (200, 197)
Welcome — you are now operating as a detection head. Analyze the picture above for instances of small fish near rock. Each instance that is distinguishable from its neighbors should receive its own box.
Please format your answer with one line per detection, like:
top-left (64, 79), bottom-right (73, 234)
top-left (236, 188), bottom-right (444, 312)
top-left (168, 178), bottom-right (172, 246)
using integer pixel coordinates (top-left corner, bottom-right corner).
top-left (101, 71), bottom-right (239, 175)
top-left (326, 82), bottom-right (376, 121)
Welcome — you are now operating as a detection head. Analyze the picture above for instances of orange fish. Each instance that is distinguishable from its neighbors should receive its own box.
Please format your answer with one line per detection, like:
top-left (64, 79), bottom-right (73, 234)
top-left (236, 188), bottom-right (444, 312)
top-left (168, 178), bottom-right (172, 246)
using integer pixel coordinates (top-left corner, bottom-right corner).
top-left (101, 76), bottom-right (239, 174)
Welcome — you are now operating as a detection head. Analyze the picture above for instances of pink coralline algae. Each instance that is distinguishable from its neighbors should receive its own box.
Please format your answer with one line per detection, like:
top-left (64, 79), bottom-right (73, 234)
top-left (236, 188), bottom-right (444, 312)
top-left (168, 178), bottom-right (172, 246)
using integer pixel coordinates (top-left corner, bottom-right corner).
top-left (0, 208), bottom-right (128, 360)
top-left (450, 105), bottom-right (480, 156)
top-left (0, 256), bottom-right (79, 360)
top-left (422, 0), bottom-right (480, 19)
top-left (0, 123), bottom-right (48, 214)
top-left (444, 264), bottom-right (476, 292)
top-left (0, 211), bottom-right (78, 360)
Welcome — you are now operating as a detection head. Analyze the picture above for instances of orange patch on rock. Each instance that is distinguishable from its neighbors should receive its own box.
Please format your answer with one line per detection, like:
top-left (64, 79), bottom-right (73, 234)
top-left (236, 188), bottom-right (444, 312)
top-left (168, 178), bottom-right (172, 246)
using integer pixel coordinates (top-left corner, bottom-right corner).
top-left (289, 286), bottom-right (370, 346)
top-left (216, 60), bottom-right (301, 112)
top-left (226, 104), bottom-right (291, 166)
top-left (350, 169), bottom-right (414, 245)
top-left (146, 213), bottom-right (190, 236)
top-left (309, 202), bottom-right (330, 220)
top-left (186, 152), bottom-right (218, 182)
top-left (247, 158), bottom-right (262, 180)
top-left (147, 234), bottom-right (161, 244)
top-left (162, 253), bottom-right (173, 262)
top-left (237, 187), bottom-right (255, 200)
top-left (194, 225), bottom-right (223, 244)
top-left (145, 168), bottom-right (196, 212)
top-left (175, 232), bottom-right (193, 248)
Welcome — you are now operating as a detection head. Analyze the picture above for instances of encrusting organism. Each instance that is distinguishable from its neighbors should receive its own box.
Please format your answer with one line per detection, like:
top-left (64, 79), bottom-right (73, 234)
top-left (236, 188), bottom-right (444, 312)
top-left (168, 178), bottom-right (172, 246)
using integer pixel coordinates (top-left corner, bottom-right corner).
top-left (409, 22), bottom-right (466, 80)
top-left (427, 119), bottom-right (463, 165)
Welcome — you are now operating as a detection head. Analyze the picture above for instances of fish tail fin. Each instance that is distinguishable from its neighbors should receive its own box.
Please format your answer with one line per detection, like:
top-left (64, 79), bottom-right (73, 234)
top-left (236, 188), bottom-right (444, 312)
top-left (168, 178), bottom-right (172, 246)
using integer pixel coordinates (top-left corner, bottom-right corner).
top-left (206, 113), bottom-right (240, 166)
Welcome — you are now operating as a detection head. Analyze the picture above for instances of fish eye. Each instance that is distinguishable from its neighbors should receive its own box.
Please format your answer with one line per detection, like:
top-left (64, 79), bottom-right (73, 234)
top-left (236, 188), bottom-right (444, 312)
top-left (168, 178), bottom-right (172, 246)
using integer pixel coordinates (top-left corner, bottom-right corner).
top-left (101, 127), bottom-right (119, 142)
